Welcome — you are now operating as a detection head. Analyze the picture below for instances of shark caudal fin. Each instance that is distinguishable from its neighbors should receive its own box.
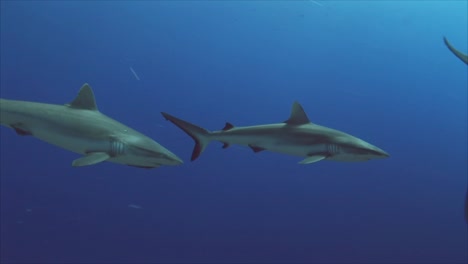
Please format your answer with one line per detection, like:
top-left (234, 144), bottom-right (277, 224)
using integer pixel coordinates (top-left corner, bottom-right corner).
top-left (161, 112), bottom-right (211, 161)
top-left (443, 36), bottom-right (468, 65)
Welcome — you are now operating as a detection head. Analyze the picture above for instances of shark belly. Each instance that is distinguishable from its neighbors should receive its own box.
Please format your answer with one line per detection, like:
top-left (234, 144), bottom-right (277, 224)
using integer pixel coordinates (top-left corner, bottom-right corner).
top-left (211, 132), bottom-right (322, 157)
top-left (30, 127), bottom-right (109, 155)
top-left (269, 142), bottom-right (327, 157)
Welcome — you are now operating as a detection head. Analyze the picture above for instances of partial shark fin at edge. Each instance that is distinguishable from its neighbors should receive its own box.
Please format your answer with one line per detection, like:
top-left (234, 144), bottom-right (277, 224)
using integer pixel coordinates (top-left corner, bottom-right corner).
top-left (443, 36), bottom-right (468, 65)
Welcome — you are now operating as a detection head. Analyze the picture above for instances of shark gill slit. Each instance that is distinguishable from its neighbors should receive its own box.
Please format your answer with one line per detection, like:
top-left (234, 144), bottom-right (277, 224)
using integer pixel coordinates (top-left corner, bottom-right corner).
top-left (327, 144), bottom-right (339, 155)
top-left (109, 141), bottom-right (125, 157)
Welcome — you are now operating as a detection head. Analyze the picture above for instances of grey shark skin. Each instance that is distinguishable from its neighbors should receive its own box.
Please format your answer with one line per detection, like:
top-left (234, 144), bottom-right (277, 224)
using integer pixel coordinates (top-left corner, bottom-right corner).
top-left (443, 37), bottom-right (468, 65)
top-left (443, 38), bottom-right (468, 225)
top-left (0, 83), bottom-right (183, 168)
top-left (443, 37), bottom-right (468, 225)
top-left (161, 102), bottom-right (389, 164)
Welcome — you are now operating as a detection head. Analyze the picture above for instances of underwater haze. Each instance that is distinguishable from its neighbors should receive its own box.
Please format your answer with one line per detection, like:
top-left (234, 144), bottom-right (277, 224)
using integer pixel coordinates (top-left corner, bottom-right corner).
top-left (1, 1), bottom-right (467, 263)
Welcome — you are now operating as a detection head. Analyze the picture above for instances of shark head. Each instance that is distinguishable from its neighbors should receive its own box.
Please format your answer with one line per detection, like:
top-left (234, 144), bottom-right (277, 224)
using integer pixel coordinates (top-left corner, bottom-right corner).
top-left (57, 83), bottom-right (183, 169)
top-left (283, 102), bottom-right (389, 164)
top-left (111, 134), bottom-right (183, 168)
top-left (326, 136), bottom-right (389, 162)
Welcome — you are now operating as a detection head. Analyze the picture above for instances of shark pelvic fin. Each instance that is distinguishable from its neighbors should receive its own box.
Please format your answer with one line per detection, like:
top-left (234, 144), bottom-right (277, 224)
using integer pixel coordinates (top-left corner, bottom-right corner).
top-left (298, 155), bottom-right (326, 164)
top-left (11, 123), bottom-right (32, 136)
top-left (249, 144), bottom-right (265, 153)
top-left (72, 152), bottom-right (110, 167)
top-left (284, 101), bottom-right (310, 125)
top-left (66, 83), bottom-right (99, 111)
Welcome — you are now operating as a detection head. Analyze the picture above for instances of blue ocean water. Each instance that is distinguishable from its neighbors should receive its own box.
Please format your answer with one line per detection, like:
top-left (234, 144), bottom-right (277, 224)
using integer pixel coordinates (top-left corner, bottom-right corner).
top-left (0, 1), bottom-right (467, 263)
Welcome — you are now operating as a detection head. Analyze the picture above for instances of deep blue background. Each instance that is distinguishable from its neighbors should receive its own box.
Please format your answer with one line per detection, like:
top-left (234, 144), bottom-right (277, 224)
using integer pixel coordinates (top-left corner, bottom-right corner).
top-left (1, 1), bottom-right (467, 263)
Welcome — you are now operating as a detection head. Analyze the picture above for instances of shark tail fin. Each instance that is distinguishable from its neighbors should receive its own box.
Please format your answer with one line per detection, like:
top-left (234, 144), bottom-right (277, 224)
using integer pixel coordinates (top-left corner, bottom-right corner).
top-left (161, 112), bottom-right (211, 161)
top-left (443, 36), bottom-right (468, 65)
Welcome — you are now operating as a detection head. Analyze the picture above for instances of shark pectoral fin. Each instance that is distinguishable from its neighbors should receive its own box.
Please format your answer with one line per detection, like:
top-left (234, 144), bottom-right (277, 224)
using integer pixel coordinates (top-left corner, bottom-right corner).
top-left (72, 152), bottom-right (110, 167)
top-left (299, 155), bottom-right (326, 164)
top-left (249, 144), bottom-right (265, 153)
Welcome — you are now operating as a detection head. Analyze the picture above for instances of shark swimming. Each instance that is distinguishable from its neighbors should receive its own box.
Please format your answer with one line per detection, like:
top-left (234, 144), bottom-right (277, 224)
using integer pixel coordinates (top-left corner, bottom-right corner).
top-left (442, 36), bottom-right (468, 225)
top-left (443, 37), bottom-right (468, 65)
top-left (161, 102), bottom-right (389, 164)
top-left (0, 83), bottom-right (183, 168)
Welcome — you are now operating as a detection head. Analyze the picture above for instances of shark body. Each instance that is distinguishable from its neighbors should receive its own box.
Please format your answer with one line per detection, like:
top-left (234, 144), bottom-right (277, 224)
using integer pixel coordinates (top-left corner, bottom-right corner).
top-left (162, 102), bottom-right (389, 164)
top-left (443, 37), bottom-right (468, 65)
top-left (0, 83), bottom-right (183, 168)
top-left (442, 37), bottom-right (468, 224)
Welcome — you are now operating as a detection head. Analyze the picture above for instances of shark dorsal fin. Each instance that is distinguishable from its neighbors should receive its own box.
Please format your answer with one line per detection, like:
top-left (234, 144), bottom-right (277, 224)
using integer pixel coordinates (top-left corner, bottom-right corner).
top-left (66, 83), bottom-right (98, 111)
top-left (284, 101), bottom-right (310, 125)
top-left (222, 122), bottom-right (234, 131)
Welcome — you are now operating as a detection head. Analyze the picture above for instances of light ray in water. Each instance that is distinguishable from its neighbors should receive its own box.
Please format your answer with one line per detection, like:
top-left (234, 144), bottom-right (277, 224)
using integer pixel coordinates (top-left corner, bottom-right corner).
top-left (309, 0), bottom-right (323, 7)
top-left (129, 66), bottom-right (141, 81)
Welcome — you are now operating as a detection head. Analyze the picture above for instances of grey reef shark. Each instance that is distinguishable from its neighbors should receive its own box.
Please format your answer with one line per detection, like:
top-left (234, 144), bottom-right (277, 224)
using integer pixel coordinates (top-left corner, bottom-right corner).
top-left (0, 83), bottom-right (183, 169)
top-left (161, 102), bottom-right (389, 164)
top-left (443, 37), bottom-right (468, 65)
top-left (443, 36), bottom-right (468, 223)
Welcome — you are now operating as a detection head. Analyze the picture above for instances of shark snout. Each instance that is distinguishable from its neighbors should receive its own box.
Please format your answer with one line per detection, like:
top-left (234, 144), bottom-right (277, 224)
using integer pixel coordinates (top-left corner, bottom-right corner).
top-left (379, 149), bottom-right (390, 158)
top-left (126, 142), bottom-right (183, 167)
top-left (341, 139), bottom-right (389, 161)
top-left (368, 145), bottom-right (389, 159)
top-left (165, 153), bottom-right (184, 166)
top-left (150, 150), bottom-right (183, 166)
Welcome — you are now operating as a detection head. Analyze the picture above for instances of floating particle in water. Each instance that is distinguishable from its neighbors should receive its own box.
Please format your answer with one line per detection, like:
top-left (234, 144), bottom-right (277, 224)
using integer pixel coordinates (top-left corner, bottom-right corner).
top-left (129, 66), bottom-right (141, 81)
top-left (128, 204), bottom-right (142, 209)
